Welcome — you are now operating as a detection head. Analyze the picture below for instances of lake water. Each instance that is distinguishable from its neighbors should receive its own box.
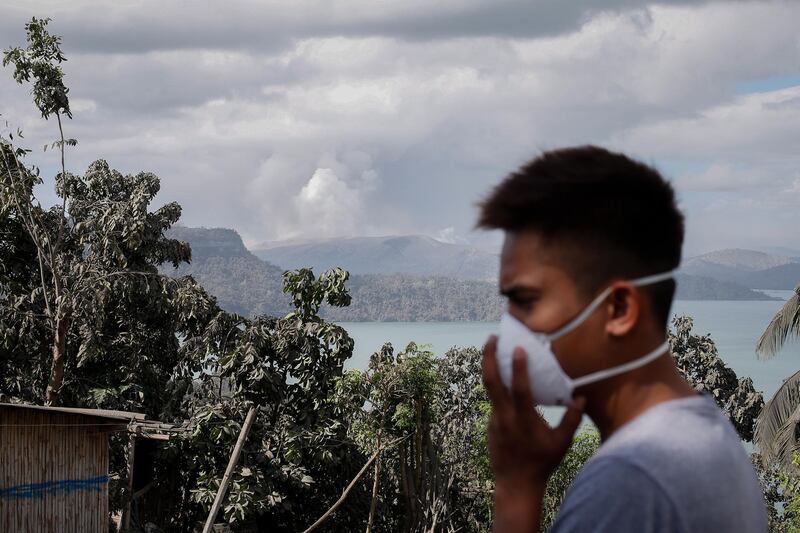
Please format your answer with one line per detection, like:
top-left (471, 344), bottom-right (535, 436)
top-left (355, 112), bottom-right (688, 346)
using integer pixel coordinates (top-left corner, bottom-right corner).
top-left (339, 290), bottom-right (799, 402)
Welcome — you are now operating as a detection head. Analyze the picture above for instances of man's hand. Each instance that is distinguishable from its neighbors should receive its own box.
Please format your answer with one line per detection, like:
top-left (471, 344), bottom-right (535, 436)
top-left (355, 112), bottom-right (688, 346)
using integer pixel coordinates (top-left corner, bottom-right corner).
top-left (482, 335), bottom-right (585, 532)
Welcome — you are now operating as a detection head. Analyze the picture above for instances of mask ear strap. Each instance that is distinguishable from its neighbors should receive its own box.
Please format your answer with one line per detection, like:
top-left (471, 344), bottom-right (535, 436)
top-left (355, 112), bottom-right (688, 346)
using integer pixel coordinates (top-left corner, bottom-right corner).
top-left (572, 341), bottom-right (670, 387)
top-left (631, 269), bottom-right (678, 287)
top-left (548, 286), bottom-right (613, 341)
top-left (547, 269), bottom-right (678, 342)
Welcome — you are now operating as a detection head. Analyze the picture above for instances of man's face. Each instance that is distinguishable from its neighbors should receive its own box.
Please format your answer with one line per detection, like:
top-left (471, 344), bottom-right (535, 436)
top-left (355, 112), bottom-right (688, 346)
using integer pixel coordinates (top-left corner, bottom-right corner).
top-left (499, 230), bottom-right (610, 381)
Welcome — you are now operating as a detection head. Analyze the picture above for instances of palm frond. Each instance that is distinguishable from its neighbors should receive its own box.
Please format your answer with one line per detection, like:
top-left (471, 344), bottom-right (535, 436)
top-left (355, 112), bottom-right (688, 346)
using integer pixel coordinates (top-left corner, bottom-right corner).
top-left (755, 368), bottom-right (800, 467)
top-left (756, 284), bottom-right (800, 360)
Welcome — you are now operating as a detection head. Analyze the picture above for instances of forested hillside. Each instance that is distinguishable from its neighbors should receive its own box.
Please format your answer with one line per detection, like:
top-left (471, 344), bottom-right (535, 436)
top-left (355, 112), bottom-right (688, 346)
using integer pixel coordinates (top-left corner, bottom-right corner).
top-left (674, 274), bottom-right (778, 301)
top-left (165, 227), bottom-right (505, 320)
top-left (164, 226), bottom-right (291, 316)
top-left (164, 227), bottom-right (776, 322)
top-left (323, 274), bottom-right (504, 321)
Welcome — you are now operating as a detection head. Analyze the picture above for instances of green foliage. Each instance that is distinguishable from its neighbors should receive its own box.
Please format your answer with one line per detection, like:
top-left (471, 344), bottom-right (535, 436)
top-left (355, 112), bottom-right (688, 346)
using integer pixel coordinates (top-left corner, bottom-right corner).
top-left (3, 17), bottom-right (71, 120)
top-left (669, 315), bottom-right (764, 441)
top-left (751, 452), bottom-right (799, 532)
top-left (155, 268), bottom-right (367, 531)
top-left (754, 283), bottom-right (800, 471)
top-left (283, 266), bottom-right (351, 318)
top-left (1, 131), bottom-right (223, 527)
top-left (0, 152), bottom-right (213, 411)
top-left (334, 343), bottom-right (493, 532)
top-left (541, 430), bottom-right (600, 529)
top-left (777, 453), bottom-right (800, 532)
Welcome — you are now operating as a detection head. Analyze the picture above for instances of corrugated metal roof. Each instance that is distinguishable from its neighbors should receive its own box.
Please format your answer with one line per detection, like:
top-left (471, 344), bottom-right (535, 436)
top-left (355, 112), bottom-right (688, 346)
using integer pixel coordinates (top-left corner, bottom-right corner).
top-left (0, 402), bottom-right (147, 421)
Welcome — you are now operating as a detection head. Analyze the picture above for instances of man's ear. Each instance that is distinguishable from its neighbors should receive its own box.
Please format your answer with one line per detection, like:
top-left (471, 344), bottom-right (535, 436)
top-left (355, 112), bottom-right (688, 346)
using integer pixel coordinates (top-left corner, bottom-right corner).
top-left (605, 282), bottom-right (639, 337)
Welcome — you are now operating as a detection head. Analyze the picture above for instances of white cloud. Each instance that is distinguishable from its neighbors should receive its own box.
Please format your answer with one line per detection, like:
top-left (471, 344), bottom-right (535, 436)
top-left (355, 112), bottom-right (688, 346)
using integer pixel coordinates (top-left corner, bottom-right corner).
top-left (294, 168), bottom-right (363, 237)
top-left (784, 178), bottom-right (800, 198)
top-left (2, 0), bottom-right (799, 252)
top-left (615, 87), bottom-right (800, 159)
top-left (677, 163), bottom-right (779, 192)
top-left (242, 151), bottom-right (381, 241)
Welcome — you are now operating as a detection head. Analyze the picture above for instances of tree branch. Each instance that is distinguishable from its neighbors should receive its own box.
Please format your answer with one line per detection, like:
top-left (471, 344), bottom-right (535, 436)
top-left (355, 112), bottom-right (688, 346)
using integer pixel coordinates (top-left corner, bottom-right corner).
top-left (302, 435), bottom-right (408, 533)
top-left (1, 146), bottom-right (53, 319)
top-left (54, 111), bottom-right (69, 255)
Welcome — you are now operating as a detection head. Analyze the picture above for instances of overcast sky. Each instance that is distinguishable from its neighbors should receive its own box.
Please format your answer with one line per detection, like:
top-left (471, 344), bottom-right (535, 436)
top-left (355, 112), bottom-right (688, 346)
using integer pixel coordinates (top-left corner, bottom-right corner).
top-left (1, 0), bottom-right (799, 256)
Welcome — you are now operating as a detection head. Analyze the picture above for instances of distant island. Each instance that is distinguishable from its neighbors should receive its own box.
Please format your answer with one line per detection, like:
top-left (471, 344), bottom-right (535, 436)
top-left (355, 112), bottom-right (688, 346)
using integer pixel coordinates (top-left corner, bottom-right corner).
top-left (164, 227), bottom-right (783, 321)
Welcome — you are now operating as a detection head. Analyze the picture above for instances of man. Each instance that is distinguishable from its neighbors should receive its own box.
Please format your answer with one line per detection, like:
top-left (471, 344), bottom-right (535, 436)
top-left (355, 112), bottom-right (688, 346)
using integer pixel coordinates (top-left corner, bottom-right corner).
top-left (477, 146), bottom-right (766, 532)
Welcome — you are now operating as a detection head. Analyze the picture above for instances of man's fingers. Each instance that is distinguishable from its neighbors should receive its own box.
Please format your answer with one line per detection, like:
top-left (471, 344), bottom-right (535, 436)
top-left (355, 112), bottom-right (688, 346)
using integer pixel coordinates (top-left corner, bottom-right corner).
top-left (482, 335), bottom-right (509, 410)
top-left (555, 396), bottom-right (586, 442)
top-left (511, 347), bottom-right (535, 411)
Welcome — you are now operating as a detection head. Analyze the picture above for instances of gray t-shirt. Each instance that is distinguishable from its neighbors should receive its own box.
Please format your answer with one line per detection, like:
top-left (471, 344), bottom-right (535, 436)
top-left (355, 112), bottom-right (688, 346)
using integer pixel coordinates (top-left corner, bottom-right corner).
top-left (550, 394), bottom-right (767, 532)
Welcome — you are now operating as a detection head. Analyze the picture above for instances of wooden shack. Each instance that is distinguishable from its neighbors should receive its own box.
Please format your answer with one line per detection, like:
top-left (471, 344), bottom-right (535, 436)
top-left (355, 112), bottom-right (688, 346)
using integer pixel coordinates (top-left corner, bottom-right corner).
top-left (0, 403), bottom-right (149, 532)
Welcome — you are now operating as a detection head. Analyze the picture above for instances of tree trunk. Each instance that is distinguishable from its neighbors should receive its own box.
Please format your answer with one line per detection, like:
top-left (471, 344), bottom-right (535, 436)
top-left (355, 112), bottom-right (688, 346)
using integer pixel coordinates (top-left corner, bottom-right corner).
top-left (45, 314), bottom-right (67, 405)
top-left (366, 436), bottom-right (382, 533)
top-left (399, 445), bottom-right (413, 533)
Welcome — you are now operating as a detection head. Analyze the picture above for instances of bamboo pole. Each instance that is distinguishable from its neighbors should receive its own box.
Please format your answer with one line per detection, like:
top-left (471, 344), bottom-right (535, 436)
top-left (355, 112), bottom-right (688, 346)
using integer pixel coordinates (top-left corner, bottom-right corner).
top-left (303, 435), bottom-right (407, 533)
top-left (121, 432), bottom-right (136, 530)
top-left (201, 407), bottom-right (258, 533)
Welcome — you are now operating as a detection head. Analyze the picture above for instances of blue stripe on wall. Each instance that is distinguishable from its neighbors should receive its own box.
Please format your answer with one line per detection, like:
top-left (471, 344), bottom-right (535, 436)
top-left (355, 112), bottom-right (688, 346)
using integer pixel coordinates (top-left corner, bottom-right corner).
top-left (0, 475), bottom-right (109, 499)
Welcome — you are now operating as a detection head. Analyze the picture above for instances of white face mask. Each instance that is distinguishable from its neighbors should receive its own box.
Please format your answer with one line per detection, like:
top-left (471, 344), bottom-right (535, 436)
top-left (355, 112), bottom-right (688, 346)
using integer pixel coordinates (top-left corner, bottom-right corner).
top-left (496, 270), bottom-right (676, 406)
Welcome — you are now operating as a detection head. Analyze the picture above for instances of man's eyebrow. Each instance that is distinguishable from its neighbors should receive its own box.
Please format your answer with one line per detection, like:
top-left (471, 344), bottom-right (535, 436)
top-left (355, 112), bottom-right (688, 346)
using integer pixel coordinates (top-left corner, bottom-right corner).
top-left (499, 285), bottom-right (540, 298)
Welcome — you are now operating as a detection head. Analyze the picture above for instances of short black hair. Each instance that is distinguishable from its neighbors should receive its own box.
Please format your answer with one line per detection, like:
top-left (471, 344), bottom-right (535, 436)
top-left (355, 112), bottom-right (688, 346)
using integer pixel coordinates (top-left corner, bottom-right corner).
top-left (478, 145), bottom-right (684, 326)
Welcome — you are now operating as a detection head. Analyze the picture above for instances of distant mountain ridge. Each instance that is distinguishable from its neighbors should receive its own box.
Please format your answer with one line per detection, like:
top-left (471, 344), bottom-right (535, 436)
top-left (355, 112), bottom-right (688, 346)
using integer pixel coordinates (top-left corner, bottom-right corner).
top-left (164, 226), bottom-right (291, 317)
top-left (674, 274), bottom-right (777, 301)
top-left (756, 246), bottom-right (800, 260)
top-left (162, 227), bottom-right (779, 322)
top-left (165, 227), bottom-right (505, 320)
top-left (252, 235), bottom-right (499, 281)
top-left (683, 248), bottom-right (800, 290)
top-left (685, 248), bottom-right (795, 271)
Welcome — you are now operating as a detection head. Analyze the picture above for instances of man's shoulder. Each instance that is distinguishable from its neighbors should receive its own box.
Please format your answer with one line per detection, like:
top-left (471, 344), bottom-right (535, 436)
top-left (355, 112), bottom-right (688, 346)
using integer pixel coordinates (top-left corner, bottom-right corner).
top-left (591, 394), bottom-right (756, 496)
top-left (550, 456), bottom-right (684, 532)
top-left (598, 394), bottom-right (741, 462)
top-left (571, 455), bottom-right (671, 496)
top-left (551, 395), bottom-right (767, 533)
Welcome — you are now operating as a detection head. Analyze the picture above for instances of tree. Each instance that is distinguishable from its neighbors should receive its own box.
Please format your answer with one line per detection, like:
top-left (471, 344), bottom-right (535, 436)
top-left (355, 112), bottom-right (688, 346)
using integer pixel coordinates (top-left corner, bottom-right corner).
top-left (153, 268), bottom-right (372, 531)
top-left (331, 342), bottom-right (442, 532)
top-left (753, 284), bottom-right (800, 469)
top-left (1, 18), bottom-right (237, 528)
top-left (433, 345), bottom-right (494, 531)
top-left (2, 17), bottom-right (78, 404)
top-left (2, 18), bottom-right (221, 411)
top-left (757, 284), bottom-right (800, 360)
top-left (2, 19), bottom-right (374, 531)
top-left (755, 368), bottom-right (800, 470)
top-left (540, 430), bottom-right (600, 529)
top-left (0, 144), bottom-right (220, 410)
top-left (669, 315), bottom-right (763, 442)
top-left (750, 451), bottom-right (800, 531)
top-left (329, 343), bottom-right (494, 532)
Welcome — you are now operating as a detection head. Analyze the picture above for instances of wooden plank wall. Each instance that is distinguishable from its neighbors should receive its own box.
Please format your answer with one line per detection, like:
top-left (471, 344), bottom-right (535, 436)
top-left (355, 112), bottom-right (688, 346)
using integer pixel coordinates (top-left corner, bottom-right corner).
top-left (0, 407), bottom-right (110, 532)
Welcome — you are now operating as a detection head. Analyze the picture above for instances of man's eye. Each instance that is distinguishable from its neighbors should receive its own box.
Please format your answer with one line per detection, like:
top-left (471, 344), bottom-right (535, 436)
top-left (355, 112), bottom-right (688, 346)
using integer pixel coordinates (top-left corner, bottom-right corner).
top-left (512, 297), bottom-right (536, 309)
